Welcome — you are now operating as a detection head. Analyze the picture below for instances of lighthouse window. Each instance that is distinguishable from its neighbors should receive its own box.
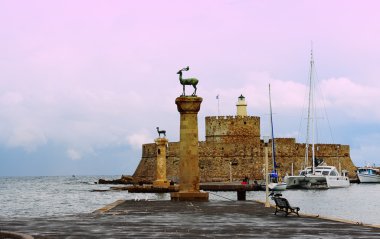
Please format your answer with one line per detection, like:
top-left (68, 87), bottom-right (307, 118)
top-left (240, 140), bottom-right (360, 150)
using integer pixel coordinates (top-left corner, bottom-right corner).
top-left (244, 121), bottom-right (247, 125)
top-left (158, 149), bottom-right (161, 155)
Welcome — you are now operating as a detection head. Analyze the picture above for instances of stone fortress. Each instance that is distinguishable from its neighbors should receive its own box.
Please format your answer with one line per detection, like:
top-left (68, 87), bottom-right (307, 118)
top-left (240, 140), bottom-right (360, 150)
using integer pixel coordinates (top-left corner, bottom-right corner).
top-left (133, 95), bottom-right (356, 183)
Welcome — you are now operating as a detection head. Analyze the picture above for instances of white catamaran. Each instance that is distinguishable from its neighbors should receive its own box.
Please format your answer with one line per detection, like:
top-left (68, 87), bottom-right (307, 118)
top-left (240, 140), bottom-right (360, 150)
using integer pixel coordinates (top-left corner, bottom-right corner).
top-left (284, 50), bottom-right (350, 189)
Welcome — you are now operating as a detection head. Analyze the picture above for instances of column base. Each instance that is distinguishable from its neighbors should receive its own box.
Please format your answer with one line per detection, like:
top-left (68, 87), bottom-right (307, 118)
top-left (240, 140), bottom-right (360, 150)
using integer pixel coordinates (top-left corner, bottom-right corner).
top-left (170, 191), bottom-right (209, 201)
top-left (153, 180), bottom-right (170, 188)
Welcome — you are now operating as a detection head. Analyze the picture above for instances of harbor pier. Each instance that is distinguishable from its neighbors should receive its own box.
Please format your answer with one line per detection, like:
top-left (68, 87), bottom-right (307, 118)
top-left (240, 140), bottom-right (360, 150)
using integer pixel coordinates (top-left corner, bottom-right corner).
top-left (1, 200), bottom-right (380, 238)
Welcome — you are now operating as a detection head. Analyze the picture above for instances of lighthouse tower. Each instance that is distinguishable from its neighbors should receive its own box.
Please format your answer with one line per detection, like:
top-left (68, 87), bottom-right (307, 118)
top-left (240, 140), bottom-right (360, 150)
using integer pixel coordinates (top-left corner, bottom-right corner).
top-left (236, 94), bottom-right (248, 116)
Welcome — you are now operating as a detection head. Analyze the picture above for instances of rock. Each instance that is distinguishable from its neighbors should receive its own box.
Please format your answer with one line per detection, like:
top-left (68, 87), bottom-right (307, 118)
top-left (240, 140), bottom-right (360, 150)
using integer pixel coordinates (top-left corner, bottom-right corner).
top-left (98, 176), bottom-right (134, 185)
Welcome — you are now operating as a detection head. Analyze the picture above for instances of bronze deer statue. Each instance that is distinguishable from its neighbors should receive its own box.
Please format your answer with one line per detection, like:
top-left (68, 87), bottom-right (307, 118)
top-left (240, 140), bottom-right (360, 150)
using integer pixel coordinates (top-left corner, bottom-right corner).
top-left (156, 127), bottom-right (166, 137)
top-left (177, 66), bottom-right (198, 96)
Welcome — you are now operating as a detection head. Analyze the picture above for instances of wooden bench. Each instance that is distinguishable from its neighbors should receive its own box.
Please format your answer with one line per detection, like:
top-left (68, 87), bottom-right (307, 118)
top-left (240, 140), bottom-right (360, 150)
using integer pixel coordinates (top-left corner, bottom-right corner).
top-left (272, 197), bottom-right (300, 217)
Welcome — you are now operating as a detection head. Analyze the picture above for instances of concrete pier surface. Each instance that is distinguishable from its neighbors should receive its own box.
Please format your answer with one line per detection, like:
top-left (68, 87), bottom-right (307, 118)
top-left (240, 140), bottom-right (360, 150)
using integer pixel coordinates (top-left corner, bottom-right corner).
top-left (1, 200), bottom-right (380, 238)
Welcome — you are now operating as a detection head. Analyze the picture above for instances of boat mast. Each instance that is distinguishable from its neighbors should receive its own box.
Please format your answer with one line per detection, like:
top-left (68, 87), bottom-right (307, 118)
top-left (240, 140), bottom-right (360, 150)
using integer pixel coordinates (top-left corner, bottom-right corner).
top-left (269, 84), bottom-right (276, 173)
top-left (311, 49), bottom-right (316, 173)
top-left (305, 48), bottom-right (315, 173)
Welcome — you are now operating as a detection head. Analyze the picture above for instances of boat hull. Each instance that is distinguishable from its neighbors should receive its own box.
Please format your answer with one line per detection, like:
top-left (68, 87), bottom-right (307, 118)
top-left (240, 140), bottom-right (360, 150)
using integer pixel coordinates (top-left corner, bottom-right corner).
top-left (268, 182), bottom-right (287, 191)
top-left (357, 174), bottom-right (380, 183)
top-left (326, 176), bottom-right (350, 188)
top-left (285, 175), bottom-right (327, 189)
top-left (285, 175), bottom-right (349, 189)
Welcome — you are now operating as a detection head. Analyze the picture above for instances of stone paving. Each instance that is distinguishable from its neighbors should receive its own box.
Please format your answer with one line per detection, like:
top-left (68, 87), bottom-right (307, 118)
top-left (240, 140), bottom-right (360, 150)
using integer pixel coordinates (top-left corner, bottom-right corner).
top-left (1, 200), bottom-right (380, 238)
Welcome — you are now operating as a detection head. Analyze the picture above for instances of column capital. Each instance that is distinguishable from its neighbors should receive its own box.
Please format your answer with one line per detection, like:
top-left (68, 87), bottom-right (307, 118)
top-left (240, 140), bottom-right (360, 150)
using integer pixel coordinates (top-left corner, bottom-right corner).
top-left (175, 96), bottom-right (203, 113)
top-left (155, 137), bottom-right (168, 145)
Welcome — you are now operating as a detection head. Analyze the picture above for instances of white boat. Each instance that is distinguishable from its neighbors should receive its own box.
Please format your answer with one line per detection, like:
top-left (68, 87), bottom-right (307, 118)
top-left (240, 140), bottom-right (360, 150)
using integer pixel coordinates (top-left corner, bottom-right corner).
top-left (284, 49), bottom-right (350, 189)
top-left (357, 166), bottom-right (380, 183)
top-left (286, 164), bottom-right (350, 189)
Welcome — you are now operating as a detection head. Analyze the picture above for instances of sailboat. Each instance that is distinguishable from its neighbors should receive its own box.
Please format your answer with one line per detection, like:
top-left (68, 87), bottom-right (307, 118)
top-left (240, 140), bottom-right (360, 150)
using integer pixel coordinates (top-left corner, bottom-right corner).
top-left (284, 49), bottom-right (350, 189)
top-left (267, 84), bottom-right (287, 191)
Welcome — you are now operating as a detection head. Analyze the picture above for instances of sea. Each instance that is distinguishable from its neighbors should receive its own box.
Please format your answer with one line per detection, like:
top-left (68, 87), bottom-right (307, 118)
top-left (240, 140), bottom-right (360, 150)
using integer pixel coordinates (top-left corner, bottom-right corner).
top-left (0, 176), bottom-right (379, 226)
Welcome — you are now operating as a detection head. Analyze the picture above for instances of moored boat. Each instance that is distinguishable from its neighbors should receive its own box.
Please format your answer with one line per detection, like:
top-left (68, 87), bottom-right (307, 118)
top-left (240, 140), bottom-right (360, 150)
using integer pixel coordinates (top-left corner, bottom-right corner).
top-left (285, 164), bottom-right (350, 189)
top-left (357, 166), bottom-right (380, 183)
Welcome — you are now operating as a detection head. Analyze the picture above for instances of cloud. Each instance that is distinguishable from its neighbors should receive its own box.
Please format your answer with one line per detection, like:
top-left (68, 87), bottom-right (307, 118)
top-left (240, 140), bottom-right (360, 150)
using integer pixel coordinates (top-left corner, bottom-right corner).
top-left (351, 133), bottom-right (380, 167)
top-left (7, 126), bottom-right (47, 152)
top-left (127, 130), bottom-right (153, 150)
top-left (66, 148), bottom-right (82, 161)
top-left (320, 77), bottom-right (380, 121)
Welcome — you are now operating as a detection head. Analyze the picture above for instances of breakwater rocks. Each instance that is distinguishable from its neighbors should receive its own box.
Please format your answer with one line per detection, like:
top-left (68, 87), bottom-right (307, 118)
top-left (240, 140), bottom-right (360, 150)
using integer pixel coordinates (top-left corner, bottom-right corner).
top-left (98, 175), bottom-right (138, 185)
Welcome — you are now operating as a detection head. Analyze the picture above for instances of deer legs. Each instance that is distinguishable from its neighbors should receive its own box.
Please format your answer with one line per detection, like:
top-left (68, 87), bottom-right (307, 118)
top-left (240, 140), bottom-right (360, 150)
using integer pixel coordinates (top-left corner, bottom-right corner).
top-left (181, 84), bottom-right (197, 96)
top-left (192, 85), bottom-right (197, 96)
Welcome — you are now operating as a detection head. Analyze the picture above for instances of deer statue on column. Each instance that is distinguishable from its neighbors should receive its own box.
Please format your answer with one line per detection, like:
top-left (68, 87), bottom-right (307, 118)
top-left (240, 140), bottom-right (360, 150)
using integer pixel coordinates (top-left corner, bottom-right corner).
top-left (156, 127), bottom-right (166, 138)
top-left (177, 66), bottom-right (199, 96)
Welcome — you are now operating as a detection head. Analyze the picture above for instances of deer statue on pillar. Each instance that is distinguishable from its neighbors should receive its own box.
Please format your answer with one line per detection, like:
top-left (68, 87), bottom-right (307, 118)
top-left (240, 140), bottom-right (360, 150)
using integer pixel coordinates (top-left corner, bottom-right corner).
top-left (177, 66), bottom-right (199, 96)
top-left (156, 127), bottom-right (166, 138)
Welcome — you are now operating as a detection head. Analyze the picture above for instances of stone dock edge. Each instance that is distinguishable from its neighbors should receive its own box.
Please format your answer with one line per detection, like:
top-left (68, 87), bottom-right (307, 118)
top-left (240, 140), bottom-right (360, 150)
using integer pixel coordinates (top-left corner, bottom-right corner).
top-left (253, 199), bottom-right (380, 229)
top-left (92, 199), bottom-right (126, 214)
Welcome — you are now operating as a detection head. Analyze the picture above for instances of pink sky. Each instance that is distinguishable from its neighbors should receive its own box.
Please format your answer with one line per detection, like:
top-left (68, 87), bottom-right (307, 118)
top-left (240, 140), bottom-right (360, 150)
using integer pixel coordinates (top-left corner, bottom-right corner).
top-left (1, 0), bottom-right (380, 175)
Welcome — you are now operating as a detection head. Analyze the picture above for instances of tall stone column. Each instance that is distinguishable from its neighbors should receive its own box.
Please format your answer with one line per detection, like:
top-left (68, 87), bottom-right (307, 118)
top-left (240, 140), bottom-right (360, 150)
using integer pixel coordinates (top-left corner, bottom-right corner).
top-left (153, 137), bottom-right (169, 188)
top-left (171, 96), bottom-right (209, 201)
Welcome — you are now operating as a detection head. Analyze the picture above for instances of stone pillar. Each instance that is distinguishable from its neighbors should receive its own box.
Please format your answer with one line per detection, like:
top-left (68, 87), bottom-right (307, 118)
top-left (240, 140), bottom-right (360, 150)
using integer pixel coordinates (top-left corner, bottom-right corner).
top-left (153, 137), bottom-right (169, 188)
top-left (171, 96), bottom-right (209, 201)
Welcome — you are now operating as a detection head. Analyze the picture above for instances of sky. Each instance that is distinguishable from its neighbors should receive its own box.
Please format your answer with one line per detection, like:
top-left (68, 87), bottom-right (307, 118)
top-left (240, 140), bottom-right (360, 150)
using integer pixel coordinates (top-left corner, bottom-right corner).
top-left (1, 0), bottom-right (380, 176)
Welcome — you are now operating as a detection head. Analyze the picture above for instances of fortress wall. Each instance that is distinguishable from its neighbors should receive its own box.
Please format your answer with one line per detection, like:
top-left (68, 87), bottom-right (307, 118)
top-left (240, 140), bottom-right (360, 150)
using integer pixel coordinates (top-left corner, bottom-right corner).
top-left (205, 116), bottom-right (260, 143)
top-left (166, 142), bottom-right (180, 182)
top-left (198, 156), bottom-right (262, 182)
top-left (272, 140), bottom-right (356, 178)
top-left (198, 141), bottom-right (263, 182)
top-left (132, 143), bottom-right (156, 181)
top-left (132, 120), bottom-right (357, 183)
top-left (133, 138), bottom-right (357, 182)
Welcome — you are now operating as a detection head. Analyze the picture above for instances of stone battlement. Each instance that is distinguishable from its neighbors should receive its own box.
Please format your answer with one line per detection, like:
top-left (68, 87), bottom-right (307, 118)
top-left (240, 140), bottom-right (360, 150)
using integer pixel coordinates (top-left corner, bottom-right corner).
top-left (205, 115), bottom-right (260, 144)
top-left (206, 115), bottom-right (259, 120)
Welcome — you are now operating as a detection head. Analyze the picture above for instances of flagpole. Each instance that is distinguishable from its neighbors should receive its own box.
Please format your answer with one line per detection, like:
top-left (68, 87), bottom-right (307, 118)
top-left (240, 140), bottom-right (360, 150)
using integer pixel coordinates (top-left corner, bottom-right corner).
top-left (216, 95), bottom-right (220, 118)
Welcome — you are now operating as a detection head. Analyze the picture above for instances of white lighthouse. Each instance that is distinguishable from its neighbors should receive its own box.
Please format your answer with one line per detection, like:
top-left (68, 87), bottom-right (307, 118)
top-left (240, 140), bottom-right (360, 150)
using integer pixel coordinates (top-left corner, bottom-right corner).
top-left (236, 94), bottom-right (247, 116)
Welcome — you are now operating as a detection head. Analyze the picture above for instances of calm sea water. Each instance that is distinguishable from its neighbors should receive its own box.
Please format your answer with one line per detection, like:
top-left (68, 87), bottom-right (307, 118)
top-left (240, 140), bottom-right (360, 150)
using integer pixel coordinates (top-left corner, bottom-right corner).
top-left (0, 176), bottom-right (379, 226)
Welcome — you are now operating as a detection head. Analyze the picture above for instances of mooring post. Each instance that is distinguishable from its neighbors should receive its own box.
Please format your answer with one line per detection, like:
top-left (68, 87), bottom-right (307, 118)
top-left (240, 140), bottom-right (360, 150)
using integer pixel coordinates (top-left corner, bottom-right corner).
top-left (237, 190), bottom-right (246, 201)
